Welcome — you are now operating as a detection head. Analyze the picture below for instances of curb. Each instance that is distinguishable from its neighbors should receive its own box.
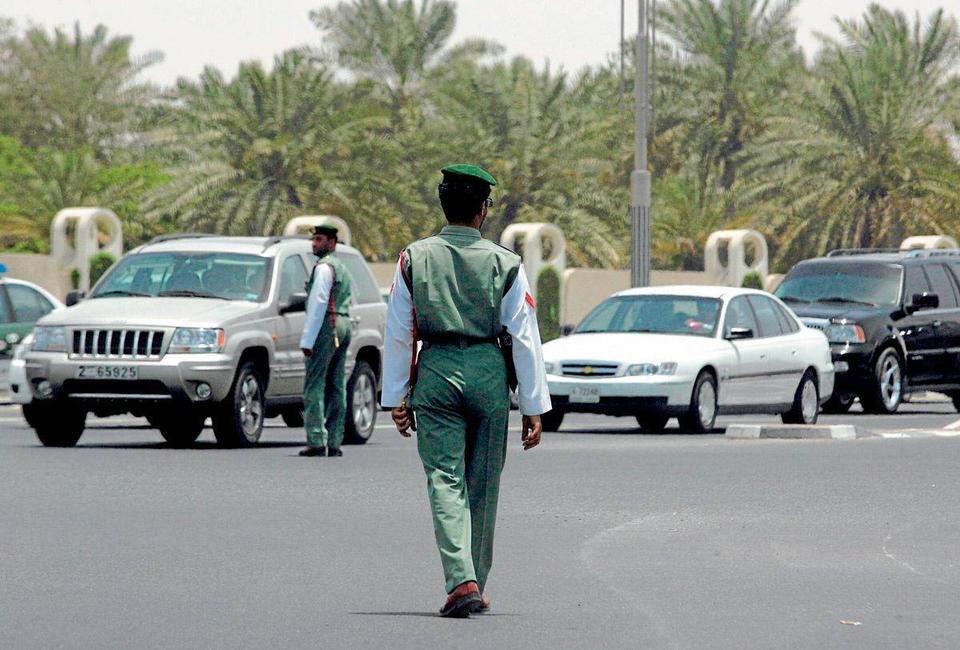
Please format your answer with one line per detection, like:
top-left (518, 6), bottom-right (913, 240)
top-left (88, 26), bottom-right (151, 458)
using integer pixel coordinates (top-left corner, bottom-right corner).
top-left (725, 424), bottom-right (859, 440)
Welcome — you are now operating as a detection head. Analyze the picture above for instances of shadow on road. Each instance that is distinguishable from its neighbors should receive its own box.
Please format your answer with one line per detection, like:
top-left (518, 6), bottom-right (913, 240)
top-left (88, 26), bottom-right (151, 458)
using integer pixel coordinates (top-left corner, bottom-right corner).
top-left (351, 611), bottom-right (518, 618)
top-left (22, 441), bottom-right (304, 450)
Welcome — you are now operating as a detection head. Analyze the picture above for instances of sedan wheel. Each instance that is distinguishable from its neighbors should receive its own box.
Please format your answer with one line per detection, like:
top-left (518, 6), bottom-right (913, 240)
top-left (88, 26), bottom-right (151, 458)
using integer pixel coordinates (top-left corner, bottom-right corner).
top-left (782, 371), bottom-right (819, 425)
top-left (678, 371), bottom-right (717, 433)
top-left (636, 414), bottom-right (669, 433)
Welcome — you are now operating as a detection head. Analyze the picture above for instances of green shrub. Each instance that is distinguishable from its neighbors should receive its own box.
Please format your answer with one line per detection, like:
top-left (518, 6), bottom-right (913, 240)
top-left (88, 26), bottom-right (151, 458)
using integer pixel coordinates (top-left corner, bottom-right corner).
top-left (536, 266), bottom-right (561, 343)
top-left (741, 271), bottom-right (765, 290)
top-left (70, 268), bottom-right (81, 290)
top-left (89, 252), bottom-right (116, 287)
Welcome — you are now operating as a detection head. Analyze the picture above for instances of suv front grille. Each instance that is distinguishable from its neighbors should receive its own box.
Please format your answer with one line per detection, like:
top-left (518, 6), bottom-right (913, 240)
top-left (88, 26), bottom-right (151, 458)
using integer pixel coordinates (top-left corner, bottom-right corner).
top-left (70, 329), bottom-right (165, 359)
top-left (800, 318), bottom-right (829, 332)
top-left (561, 362), bottom-right (620, 378)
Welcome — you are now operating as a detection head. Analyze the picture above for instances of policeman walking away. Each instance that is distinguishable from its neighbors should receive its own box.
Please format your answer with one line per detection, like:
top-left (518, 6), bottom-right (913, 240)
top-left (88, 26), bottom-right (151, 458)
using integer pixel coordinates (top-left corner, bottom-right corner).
top-left (299, 225), bottom-right (353, 457)
top-left (382, 164), bottom-right (552, 617)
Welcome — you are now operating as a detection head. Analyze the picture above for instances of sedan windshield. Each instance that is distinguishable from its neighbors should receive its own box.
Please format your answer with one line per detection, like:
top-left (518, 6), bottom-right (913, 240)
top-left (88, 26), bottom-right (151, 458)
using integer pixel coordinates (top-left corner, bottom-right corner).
top-left (576, 295), bottom-right (721, 337)
top-left (91, 252), bottom-right (272, 302)
top-left (775, 262), bottom-right (902, 308)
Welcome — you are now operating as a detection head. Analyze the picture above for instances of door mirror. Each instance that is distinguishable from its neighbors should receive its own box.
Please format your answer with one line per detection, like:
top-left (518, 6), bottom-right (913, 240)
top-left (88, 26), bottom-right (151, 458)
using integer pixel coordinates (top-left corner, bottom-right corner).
top-left (65, 290), bottom-right (85, 307)
top-left (907, 292), bottom-right (939, 313)
top-left (560, 324), bottom-right (575, 337)
top-left (280, 292), bottom-right (307, 314)
top-left (726, 327), bottom-right (754, 341)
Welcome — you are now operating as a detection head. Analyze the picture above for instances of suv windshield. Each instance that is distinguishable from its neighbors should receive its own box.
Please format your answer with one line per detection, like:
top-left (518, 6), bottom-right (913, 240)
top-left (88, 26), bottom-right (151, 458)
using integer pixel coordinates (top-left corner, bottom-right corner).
top-left (576, 295), bottom-right (721, 337)
top-left (91, 252), bottom-right (271, 301)
top-left (775, 262), bottom-right (902, 307)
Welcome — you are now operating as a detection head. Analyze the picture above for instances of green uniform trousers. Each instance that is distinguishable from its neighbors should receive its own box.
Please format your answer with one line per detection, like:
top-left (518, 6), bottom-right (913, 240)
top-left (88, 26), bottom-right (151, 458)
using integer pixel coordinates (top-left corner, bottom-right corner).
top-left (412, 341), bottom-right (510, 594)
top-left (304, 318), bottom-right (352, 449)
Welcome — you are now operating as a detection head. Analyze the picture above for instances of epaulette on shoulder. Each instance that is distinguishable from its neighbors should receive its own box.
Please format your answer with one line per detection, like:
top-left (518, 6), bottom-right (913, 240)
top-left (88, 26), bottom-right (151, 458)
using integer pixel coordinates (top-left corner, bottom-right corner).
top-left (488, 240), bottom-right (522, 260)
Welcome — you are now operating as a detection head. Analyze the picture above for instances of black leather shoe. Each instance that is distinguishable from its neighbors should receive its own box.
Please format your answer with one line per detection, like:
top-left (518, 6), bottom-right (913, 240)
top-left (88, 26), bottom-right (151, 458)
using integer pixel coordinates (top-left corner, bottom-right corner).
top-left (298, 447), bottom-right (326, 457)
top-left (327, 447), bottom-right (343, 457)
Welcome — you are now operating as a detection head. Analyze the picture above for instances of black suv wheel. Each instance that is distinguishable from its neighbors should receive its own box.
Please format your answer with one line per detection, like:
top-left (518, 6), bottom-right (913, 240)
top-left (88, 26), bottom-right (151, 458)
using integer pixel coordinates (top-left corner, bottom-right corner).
top-left (861, 348), bottom-right (904, 414)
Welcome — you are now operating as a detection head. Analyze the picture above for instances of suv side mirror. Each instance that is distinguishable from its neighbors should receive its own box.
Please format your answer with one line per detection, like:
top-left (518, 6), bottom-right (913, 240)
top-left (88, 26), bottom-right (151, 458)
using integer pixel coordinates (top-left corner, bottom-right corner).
top-left (907, 292), bottom-right (939, 313)
top-left (280, 292), bottom-right (307, 314)
top-left (726, 327), bottom-right (754, 340)
top-left (65, 290), bottom-right (86, 307)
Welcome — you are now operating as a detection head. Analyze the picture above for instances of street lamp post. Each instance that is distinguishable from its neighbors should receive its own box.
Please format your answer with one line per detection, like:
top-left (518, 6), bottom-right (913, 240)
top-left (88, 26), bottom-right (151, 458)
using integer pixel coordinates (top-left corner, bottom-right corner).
top-left (630, 0), bottom-right (653, 287)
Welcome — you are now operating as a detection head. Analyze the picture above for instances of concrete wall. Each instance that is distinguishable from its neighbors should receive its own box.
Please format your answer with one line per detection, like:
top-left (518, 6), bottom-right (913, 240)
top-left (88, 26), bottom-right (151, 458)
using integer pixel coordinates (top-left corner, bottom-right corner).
top-left (0, 253), bottom-right (71, 301)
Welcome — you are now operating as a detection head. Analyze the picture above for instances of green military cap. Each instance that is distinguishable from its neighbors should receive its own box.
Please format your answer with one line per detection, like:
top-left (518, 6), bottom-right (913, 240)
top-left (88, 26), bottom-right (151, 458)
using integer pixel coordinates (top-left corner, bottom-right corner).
top-left (440, 164), bottom-right (498, 187)
top-left (312, 224), bottom-right (338, 238)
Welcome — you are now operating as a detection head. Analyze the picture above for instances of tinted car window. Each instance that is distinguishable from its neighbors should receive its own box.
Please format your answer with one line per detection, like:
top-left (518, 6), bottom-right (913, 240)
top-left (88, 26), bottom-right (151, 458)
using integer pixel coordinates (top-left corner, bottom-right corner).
top-left (724, 296), bottom-right (759, 337)
top-left (776, 262), bottom-right (902, 307)
top-left (0, 289), bottom-right (12, 323)
top-left (922, 264), bottom-right (958, 308)
top-left (774, 302), bottom-right (800, 334)
top-left (905, 265), bottom-right (931, 301)
top-left (7, 284), bottom-right (53, 322)
top-left (746, 295), bottom-right (783, 338)
top-left (576, 295), bottom-right (720, 337)
top-left (278, 255), bottom-right (308, 305)
top-left (338, 251), bottom-right (380, 304)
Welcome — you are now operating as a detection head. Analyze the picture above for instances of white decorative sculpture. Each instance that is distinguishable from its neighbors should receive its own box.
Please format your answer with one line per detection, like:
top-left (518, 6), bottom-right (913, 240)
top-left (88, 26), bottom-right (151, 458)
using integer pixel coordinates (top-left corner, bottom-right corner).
top-left (283, 215), bottom-right (351, 247)
top-left (900, 235), bottom-right (958, 250)
top-left (50, 207), bottom-right (123, 291)
top-left (500, 223), bottom-right (566, 301)
top-left (704, 229), bottom-right (768, 287)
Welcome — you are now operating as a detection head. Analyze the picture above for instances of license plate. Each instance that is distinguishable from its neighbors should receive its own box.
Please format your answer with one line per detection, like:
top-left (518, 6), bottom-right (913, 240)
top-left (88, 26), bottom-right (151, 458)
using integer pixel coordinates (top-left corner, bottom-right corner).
top-left (75, 365), bottom-right (139, 380)
top-left (569, 385), bottom-right (600, 403)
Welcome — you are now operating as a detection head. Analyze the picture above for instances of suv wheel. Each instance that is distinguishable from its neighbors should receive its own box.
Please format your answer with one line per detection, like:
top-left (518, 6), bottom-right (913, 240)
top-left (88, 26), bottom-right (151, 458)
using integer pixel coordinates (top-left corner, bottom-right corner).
top-left (213, 361), bottom-right (265, 447)
top-left (822, 392), bottom-right (855, 414)
top-left (31, 403), bottom-right (86, 447)
top-left (153, 411), bottom-right (206, 447)
top-left (344, 361), bottom-right (377, 444)
top-left (636, 414), bottom-right (669, 432)
top-left (861, 348), bottom-right (903, 414)
top-left (678, 371), bottom-right (717, 433)
top-left (281, 406), bottom-right (304, 428)
top-left (540, 409), bottom-right (564, 432)
top-left (782, 371), bottom-right (819, 424)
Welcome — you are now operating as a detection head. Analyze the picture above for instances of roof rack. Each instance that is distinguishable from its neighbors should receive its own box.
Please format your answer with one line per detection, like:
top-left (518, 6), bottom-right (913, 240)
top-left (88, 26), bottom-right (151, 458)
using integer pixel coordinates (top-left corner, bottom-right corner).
top-left (145, 233), bottom-right (220, 246)
top-left (261, 234), bottom-right (309, 251)
top-left (902, 248), bottom-right (960, 259)
top-left (825, 248), bottom-right (903, 257)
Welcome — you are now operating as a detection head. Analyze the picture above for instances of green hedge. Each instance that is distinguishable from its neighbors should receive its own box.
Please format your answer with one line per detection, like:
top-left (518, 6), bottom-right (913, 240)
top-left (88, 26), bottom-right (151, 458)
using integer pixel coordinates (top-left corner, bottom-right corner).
top-left (741, 271), bottom-right (765, 290)
top-left (89, 252), bottom-right (116, 287)
top-left (536, 266), bottom-right (561, 343)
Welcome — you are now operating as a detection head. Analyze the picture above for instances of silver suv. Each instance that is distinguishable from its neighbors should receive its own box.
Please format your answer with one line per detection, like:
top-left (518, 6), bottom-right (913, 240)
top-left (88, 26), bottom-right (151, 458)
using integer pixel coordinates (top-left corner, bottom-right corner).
top-left (23, 235), bottom-right (386, 447)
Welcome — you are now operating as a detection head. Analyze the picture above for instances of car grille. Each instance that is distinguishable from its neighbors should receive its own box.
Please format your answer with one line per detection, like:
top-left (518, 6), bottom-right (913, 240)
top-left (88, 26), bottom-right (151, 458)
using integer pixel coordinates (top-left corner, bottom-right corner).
top-left (70, 329), bottom-right (165, 360)
top-left (561, 362), bottom-right (620, 378)
top-left (800, 318), bottom-right (829, 332)
top-left (62, 379), bottom-right (171, 399)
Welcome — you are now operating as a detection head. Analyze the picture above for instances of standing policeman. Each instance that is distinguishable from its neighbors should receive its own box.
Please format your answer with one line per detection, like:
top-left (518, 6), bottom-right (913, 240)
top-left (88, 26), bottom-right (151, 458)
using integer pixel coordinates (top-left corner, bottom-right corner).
top-left (382, 164), bottom-right (551, 617)
top-left (299, 225), bottom-right (353, 457)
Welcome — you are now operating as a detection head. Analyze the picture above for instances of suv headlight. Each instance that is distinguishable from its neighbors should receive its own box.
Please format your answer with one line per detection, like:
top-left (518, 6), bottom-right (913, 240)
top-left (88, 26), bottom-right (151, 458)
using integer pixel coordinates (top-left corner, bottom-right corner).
top-left (627, 362), bottom-right (678, 376)
top-left (32, 326), bottom-right (67, 352)
top-left (544, 361), bottom-right (559, 375)
top-left (824, 323), bottom-right (866, 344)
top-left (168, 328), bottom-right (225, 354)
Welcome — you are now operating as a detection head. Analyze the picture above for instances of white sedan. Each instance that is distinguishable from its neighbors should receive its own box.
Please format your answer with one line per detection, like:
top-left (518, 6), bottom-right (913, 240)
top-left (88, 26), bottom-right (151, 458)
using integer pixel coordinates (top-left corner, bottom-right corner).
top-left (541, 286), bottom-right (834, 432)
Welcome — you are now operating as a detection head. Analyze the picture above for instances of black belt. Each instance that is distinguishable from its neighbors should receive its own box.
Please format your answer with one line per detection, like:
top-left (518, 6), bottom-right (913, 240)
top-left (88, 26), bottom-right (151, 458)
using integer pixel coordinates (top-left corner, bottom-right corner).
top-left (420, 333), bottom-right (498, 348)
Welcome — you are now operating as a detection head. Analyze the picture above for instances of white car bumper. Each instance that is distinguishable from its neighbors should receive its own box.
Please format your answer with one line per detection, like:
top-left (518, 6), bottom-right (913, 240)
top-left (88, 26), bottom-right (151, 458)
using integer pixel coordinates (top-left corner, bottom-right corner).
top-left (7, 357), bottom-right (31, 404)
top-left (546, 374), bottom-right (693, 415)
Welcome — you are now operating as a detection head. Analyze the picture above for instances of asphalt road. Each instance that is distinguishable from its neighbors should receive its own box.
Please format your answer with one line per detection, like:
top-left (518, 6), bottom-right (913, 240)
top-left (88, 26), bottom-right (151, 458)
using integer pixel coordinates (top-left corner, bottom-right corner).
top-left (2, 402), bottom-right (960, 649)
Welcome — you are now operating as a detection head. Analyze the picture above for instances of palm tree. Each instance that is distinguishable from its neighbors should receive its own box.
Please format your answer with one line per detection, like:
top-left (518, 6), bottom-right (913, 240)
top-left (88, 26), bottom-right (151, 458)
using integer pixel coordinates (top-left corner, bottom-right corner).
top-left (745, 5), bottom-right (960, 267)
top-left (0, 23), bottom-right (161, 155)
top-left (147, 49), bottom-right (382, 240)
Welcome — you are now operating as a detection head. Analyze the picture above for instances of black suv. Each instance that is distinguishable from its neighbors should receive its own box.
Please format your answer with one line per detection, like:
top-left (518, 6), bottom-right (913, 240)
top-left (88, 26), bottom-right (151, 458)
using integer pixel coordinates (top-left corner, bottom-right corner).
top-left (775, 249), bottom-right (960, 414)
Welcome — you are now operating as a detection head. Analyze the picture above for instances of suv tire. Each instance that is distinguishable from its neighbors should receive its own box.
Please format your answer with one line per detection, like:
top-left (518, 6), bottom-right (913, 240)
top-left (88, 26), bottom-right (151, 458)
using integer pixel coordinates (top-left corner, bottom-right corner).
top-left (153, 411), bottom-right (206, 447)
top-left (861, 348), bottom-right (904, 414)
top-left (822, 392), bottom-right (855, 414)
top-left (540, 409), bottom-right (564, 432)
top-left (344, 361), bottom-right (377, 444)
top-left (678, 370), bottom-right (717, 433)
top-left (281, 406), bottom-right (304, 428)
top-left (32, 404), bottom-right (86, 447)
top-left (782, 371), bottom-right (819, 424)
top-left (213, 361), bottom-right (265, 447)
top-left (636, 414), bottom-right (669, 432)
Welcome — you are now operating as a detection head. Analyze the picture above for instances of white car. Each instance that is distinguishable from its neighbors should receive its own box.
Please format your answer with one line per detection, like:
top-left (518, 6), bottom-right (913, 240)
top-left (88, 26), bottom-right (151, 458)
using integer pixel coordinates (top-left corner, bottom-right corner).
top-left (542, 286), bottom-right (834, 432)
top-left (8, 332), bottom-right (33, 405)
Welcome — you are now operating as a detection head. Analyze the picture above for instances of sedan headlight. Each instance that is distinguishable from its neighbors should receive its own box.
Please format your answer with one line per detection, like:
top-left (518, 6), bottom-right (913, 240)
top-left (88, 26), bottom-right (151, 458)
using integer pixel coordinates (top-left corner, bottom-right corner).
top-left (32, 326), bottom-right (67, 352)
top-left (824, 323), bottom-right (865, 344)
top-left (168, 328), bottom-right (225, 354)
top-left (544, 361), bottom-right (560, 375)
top-left (626, 362), bottom-right (678, 376)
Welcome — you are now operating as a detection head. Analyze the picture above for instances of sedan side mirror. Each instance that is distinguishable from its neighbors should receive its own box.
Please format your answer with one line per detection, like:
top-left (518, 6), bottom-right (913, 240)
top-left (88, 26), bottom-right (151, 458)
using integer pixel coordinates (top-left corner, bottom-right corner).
top-left (726, 327), bottom-right (754, 340)
top-left (280, 292), bottom-right (307, 314)
top-left (65, 290), bottom-right (86, 307)
top-left (560, 324), bottom-right (575, 337)
top-left (907, 292), bottom-right (939, 313)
